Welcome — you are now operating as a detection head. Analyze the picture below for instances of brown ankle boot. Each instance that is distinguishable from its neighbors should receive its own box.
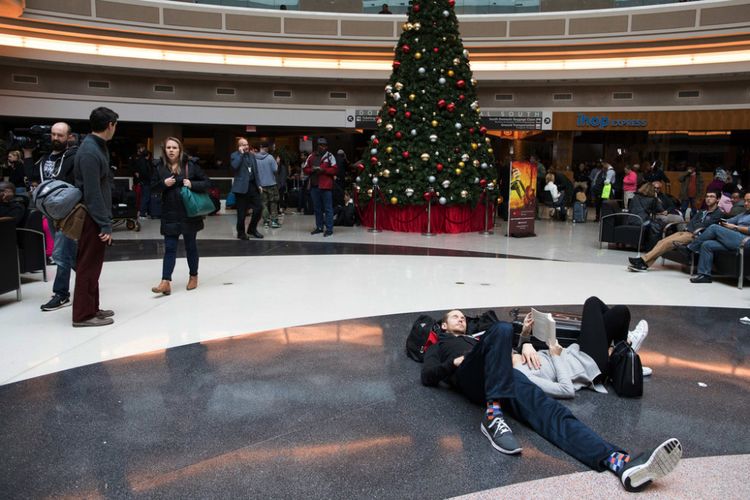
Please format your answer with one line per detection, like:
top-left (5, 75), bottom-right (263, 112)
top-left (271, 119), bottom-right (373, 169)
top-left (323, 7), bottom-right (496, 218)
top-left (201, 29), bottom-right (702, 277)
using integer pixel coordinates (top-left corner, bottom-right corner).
top-left (151, 280), bottom-right (171, 295)
top-left (186, 275), bottom-right (198, 291)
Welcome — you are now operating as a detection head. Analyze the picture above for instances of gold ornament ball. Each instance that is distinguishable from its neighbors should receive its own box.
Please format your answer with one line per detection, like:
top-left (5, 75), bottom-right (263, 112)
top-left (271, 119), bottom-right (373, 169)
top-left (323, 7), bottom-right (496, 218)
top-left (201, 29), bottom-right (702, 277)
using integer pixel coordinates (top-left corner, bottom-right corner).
top-left (453, 58), bottom-right (460, 65)
top-left (414, 22), bottom-right (421, 30)
top-left (447, 70), bottom-right (454, 77)
top-left (402, 23), bottom-right (409, 31)
top-left (415, 52), bottom-right (422, 60)
top-left (485, 137), bottom-right (491, 143)
top-left (383, 169), bottom-right (391, 178)
top-left (431, 120), bottom-right (439, 127)
top-left (458, 161), bottom-right (465, 168)
top-left (386, 146), bottom-right (393, 153)
top-left (395, 82), bottom-right (403, 90)
top-left (409, 94), bottom-right (416, 101)
top-left (473, 160), bottom-right (480, 167)
top-left (390, 196), bottom-right (398, 205)
top-left (455, 168), bottom-right (462, 175)
top-left (420, 153), bottom-right (430, 161)
top-left (385, 124), bottom-right (393, 131)
top-left (471, 143), bottom-right (478, 150)
top-left (367, 189), bottom-right (373, 196)
top-left (487, 148), bottom-right (494, 154)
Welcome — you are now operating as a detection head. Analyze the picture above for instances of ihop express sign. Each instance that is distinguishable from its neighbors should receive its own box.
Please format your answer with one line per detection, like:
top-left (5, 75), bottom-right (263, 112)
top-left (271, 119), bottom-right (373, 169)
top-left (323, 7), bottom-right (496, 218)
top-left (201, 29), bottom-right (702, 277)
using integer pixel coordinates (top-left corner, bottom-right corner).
top-left (576, 113), bottom-right (647, 129)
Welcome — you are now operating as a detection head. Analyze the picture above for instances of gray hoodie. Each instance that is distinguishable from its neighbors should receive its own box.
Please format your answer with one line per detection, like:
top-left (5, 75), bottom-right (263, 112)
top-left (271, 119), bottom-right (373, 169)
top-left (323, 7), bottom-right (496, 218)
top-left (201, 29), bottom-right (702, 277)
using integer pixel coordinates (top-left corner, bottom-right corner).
top-left (254, 151), bottom-right (278, 188)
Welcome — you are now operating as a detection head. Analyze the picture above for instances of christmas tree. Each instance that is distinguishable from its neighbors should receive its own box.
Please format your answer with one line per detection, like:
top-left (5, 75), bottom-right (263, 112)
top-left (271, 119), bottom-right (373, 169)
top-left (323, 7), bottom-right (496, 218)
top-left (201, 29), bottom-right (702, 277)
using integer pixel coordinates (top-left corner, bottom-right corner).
top-left (356, 0), bottom-right (494, 207)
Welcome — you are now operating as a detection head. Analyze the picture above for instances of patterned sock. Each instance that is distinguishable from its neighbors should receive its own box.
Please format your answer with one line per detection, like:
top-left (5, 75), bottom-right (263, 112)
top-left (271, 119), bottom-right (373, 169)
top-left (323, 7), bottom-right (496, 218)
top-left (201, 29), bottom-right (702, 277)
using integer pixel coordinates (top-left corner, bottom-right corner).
top-left (604, 451), bottom-right (631, 474)
top-left (485, 401), bottom-right (503, 421)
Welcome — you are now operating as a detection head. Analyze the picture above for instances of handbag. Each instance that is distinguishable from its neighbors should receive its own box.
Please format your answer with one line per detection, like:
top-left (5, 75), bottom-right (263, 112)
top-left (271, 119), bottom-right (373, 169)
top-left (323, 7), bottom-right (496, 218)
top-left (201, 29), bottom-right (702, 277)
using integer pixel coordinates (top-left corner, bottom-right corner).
top-left (180, 164), bottom-right (214, 217)
top-left (607, 340), bottom-right (643, 397)
top-left (601, 183), bottom-right (612, 200)
top-left (54, 203), bottom-right (87, 241)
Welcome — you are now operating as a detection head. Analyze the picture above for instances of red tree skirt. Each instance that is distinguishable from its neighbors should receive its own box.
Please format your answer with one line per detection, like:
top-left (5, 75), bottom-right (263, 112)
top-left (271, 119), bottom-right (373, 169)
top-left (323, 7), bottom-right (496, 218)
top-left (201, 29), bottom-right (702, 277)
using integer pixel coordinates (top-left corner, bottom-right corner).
top-left (360, 199), bottom-right (495, 234)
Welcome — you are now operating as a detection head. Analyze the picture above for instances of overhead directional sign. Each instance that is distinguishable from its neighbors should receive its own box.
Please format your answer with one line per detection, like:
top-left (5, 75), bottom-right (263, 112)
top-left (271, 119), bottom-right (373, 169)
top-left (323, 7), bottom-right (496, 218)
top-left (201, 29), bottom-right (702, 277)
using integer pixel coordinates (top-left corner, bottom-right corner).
top-left (480, 110), bottom-right (552, 130)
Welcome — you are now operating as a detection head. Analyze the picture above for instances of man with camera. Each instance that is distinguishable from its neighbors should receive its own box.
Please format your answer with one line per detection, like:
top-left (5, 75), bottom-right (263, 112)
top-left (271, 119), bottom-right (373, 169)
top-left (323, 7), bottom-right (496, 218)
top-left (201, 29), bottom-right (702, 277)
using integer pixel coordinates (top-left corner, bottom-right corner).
top-left (27, 122), bottom-right (80, 312)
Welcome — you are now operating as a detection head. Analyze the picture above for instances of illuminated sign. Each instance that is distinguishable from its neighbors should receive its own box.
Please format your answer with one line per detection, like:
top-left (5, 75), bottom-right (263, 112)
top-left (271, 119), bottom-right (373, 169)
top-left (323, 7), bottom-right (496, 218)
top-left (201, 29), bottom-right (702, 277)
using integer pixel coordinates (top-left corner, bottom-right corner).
top-left (576, 113), bottom-right (647, 128)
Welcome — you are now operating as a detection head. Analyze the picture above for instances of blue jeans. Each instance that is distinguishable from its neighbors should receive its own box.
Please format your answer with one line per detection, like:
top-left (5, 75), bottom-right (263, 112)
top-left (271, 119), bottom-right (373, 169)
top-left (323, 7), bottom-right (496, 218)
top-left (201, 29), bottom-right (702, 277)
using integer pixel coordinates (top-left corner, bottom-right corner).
top-left (139, 183), bottom-right (151, 216)
top-left (455, 321), bottom-right (621, 471)
top-left (52, 230), bottom-right (77, 299)
top-left (689, 224), bottom-right (748, 276)
top-left (310, 187), bottom-right (333, 231)
top-left (162, 233), bottom-right (198, 281)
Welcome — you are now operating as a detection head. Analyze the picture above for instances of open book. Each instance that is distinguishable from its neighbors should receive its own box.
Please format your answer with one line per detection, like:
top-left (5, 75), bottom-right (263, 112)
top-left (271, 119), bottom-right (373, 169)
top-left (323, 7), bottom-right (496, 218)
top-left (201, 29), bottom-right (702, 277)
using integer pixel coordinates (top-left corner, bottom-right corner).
top-left (531, 308), bottom-right (557, 346)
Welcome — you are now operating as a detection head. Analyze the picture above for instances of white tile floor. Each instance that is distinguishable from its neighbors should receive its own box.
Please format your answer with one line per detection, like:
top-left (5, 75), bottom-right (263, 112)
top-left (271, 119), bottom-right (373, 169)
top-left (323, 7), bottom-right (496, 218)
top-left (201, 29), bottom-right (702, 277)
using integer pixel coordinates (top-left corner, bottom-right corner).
top-left (2, 210), bottom-right (747, 385)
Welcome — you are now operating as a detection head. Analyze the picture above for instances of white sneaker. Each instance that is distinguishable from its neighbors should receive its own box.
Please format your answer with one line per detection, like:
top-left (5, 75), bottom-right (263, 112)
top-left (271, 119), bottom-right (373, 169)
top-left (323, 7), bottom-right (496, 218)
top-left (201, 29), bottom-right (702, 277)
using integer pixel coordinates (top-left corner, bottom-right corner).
top-left (642, 366), bottom-right (653, 377)
top-left (628, 320), bottom-right (649, 352)
top-left (740, 316), bottom-right (750, 325)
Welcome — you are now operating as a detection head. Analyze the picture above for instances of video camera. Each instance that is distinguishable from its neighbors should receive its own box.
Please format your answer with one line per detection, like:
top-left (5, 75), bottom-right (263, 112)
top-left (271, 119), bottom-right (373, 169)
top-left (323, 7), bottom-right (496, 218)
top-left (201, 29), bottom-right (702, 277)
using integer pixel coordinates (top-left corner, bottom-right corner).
top-left (7, 125), bottom-right (52, 152)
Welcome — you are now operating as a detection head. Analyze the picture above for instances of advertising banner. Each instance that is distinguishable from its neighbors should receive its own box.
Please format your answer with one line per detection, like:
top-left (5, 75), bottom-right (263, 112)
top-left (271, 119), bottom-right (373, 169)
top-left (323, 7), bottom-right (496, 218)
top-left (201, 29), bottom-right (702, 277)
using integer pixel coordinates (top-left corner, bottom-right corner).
top-left (507, 160), bottom-right (537, 237)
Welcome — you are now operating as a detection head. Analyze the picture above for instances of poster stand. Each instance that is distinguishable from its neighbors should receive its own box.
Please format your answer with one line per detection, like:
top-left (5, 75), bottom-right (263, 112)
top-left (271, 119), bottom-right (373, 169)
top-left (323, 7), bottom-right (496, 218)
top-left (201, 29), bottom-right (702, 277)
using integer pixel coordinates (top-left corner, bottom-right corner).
top-left (506, 160), bottom-right (538, 237)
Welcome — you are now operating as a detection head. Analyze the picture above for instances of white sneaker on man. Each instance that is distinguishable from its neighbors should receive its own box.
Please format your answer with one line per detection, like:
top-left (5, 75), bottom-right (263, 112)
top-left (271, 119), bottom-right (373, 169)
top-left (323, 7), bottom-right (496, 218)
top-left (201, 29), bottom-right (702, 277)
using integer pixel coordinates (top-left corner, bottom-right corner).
top-left (628, 320), bottom-right (649, 352)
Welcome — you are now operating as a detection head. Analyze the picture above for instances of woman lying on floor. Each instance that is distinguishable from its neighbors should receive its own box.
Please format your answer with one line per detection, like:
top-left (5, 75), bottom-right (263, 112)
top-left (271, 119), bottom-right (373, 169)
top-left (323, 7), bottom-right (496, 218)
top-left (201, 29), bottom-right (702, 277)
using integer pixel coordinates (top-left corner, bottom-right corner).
top-left (512, 296), bottom-right (649, 398)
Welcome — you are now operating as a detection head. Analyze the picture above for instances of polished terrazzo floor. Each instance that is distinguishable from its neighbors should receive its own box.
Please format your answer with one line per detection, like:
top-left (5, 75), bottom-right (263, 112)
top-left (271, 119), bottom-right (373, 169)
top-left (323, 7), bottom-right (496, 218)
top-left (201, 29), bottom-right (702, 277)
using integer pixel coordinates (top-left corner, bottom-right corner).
top-left (1, 211), bottom-right (749, 498)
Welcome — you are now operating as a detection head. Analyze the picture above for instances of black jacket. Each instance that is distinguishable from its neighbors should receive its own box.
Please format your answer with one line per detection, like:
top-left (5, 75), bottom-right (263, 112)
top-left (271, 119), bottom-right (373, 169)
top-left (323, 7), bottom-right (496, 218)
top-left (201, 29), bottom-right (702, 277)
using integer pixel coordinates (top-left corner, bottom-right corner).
top-left (35, 146), bottom-right (78, 184)
top-left (628, 194), bottom-right (661, 224)
top-left (151, 159), bottom-right (209, 236)
top-left (686, 207), bottom-right (723, 233)
top-left (421, 333), bottom-right (478, 387)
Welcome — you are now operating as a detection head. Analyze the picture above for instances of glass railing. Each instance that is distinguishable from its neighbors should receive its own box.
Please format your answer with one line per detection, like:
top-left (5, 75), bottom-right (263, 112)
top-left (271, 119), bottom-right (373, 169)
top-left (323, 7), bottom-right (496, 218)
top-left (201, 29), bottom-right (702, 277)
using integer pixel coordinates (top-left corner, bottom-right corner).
top-left (191, 0), bottom-right (691, 14)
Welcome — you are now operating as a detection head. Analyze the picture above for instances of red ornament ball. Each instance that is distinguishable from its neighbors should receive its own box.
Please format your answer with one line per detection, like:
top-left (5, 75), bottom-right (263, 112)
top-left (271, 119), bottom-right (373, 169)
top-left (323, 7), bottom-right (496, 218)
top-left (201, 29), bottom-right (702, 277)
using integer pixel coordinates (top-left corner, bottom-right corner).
top-left (423, 191), bottom-right (432, 201)
top-left (446, 103), bottom-right (456, 112)
top-left (369, 156), bottom-right (378, 165)
top-left (436, 163), bottom-right (444, 172)
top-left (413, 4), bottom-right (420, 12)
top-left (469, 127), bottom-right (475, 134)
top-left (402, 44), bottom-right (411, 54)
top-left (458, 94), bottom-right (465, 101)
top-left (480, 179), bottom-right (487, 187)
top-left (388, 107), bottom-right (397, 116)
top-left (479, 126), bottom-right (488, 135)
top-left (402, 151), bottom-right (410, 159)
top-left (433, 47), bottom-right (439, 53)
top-left (395, 131), bottom-right (403, 139)
top-left (393, 61), bottom-right (400, 70)
top-left (437, 99), bottom-right (446, 109)
top-left (405, 111), bottom-right (412, 119)
top-left (456, 79), bottom-right (466, 88)
top-left (448, 0), bottom-right (455, 7)
top-left (357, 163), bottom-right (365, 172)
top-left (372, 138), bottom-right (379, 145)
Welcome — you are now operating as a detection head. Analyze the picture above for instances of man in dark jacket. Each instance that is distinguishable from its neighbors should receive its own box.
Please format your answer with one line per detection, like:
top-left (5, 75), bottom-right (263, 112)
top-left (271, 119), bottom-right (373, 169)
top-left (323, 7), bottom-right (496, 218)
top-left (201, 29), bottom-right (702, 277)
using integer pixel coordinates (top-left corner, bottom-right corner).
top-left (0, 182), bottom-right (26, 226)
top-left (230, 137), bottom-right (263, 239)
top-left (72, 107), bottom-right (118, 328)
top-left (421, 310), bottom-right (682, 492)
top-left (628, 190), bottom-right (722, 272)
top-left (34, 122), bottom-right (80, 312)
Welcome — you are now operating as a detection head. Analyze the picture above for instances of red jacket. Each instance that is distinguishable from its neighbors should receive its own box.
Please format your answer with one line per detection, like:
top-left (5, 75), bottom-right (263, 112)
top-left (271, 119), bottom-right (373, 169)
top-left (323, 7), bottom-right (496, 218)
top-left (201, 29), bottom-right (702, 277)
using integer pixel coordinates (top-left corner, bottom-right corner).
top-left (303, 151), bottom-right (337, 190)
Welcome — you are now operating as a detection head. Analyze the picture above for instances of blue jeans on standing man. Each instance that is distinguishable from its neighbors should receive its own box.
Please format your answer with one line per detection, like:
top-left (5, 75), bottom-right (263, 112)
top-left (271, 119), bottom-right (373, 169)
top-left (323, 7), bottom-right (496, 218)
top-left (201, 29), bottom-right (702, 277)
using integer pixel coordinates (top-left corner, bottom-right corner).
top-left (310, 186), bottom-right (333, 232)
top-left (688, 224), bottom-right (749, 276)
top-left (52, 230), bottom-right (77, 299)
top-left (162, 232), bottom-right (199, 280)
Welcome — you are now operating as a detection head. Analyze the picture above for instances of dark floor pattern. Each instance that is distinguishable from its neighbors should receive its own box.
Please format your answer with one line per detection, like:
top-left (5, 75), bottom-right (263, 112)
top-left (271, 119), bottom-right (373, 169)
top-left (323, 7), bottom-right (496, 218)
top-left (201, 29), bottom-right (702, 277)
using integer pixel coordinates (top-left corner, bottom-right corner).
top-left (1, 305), bottom-right (748, 498)
top-left (105, 239), bottom-right (548, 262)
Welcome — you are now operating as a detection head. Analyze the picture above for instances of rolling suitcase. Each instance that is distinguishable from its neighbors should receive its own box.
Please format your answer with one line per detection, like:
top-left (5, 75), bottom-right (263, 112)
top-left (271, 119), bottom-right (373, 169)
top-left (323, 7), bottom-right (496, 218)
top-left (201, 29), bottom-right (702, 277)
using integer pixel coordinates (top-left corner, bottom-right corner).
top-left (573, 201), bottom-right (587, 223)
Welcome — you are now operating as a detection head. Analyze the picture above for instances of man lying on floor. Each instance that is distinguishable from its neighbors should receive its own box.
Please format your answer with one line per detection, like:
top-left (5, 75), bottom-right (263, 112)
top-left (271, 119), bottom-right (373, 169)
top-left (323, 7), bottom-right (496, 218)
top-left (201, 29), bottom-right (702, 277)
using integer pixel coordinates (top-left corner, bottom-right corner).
top-left (420, 309), bottom-right (682, 493)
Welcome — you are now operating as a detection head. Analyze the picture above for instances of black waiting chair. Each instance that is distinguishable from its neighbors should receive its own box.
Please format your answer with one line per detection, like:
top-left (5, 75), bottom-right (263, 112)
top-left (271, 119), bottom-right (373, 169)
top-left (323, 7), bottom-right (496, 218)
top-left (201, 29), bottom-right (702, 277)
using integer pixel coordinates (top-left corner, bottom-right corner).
top-left (598, 200), bottom-right (644, 253)
top-left (17, 209), bottom-right (47, 281)
top-left (0, 218), bottom-right (22, 300)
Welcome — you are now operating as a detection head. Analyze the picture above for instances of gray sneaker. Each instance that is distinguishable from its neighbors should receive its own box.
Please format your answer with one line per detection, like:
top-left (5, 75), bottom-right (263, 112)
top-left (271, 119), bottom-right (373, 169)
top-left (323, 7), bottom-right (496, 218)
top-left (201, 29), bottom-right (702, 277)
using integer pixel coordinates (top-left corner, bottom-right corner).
top-left (480, 417), bottom-right (522, 455)
top-left (620, 438), bottom-right (682, 492)
top-left (72, 316), bottom-right (114, 328)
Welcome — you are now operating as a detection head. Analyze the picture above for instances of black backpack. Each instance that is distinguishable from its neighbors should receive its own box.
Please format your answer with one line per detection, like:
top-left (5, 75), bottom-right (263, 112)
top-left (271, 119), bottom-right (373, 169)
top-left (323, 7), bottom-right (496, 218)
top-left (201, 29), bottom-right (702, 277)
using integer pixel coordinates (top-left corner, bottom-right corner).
top-left (405, 314), bottom-right (440, 362)
top-left (608, 341), bottom-right (643, 397)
